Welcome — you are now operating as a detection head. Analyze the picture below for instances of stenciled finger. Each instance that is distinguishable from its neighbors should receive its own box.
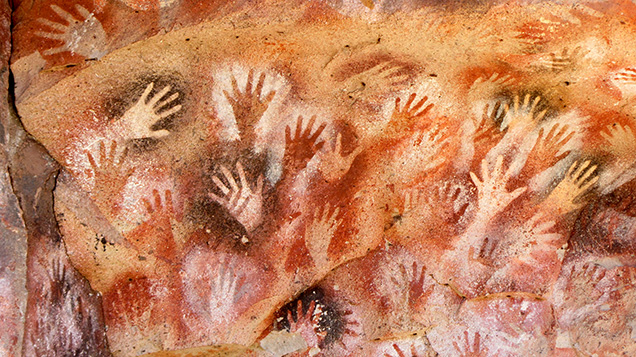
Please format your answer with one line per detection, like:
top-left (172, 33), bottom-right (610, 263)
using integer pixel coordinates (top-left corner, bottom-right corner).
top-left (600, 130), bottom-right (613, 144)
top-left (544, 123), bottom-right (560, 143)
top-left (37, 17), bottom-right (67, 32)
top-left (479, 158), bottom-right (489, 182)
top-left (155, 92), bottom-right (179, 110)
top-left (142, 198), bottom-right (154, 214)
top-left (236, 161), bottom-right (248, 190)
top-left (330, 206), bottom-right (341, 223)
top-left (394, 96), bottom-right (402, 114)
top-left (426, 156), bottom-right (445, 170)
top-left (473, 75), bottom-right (485, 85)
top-left (117, 146), bottom-right (129, 167)
top-left (592, 267), bottom-right (606, 282)
top-left (42, 47), bottom-right (66, 56)
top-left (296, 300), bottom-right (304, 322)
top-left (227, 271), bottom-right (239, 297)
top-left (334, 132), bottom-right (343, 154)
top-left (220, 165), bottom-right (239, 192)
top-left (149, 129), bottom-right (171, 138)
top-left (522, 94), bottom-right (531, 111)
top-left (469, 172), bottom-right (482, 192)
top-left (490, 101), bottom-right (502, 120)
top-left (314, 140), bottom-right (325, 152)
top-left (535, 109), bottom-right (547, 122)
top-left (153, 189), bottom-right (162, 210)
top-left (550, 123), bottom-right (567, 141)
top-left (134, 83), bottom-right (153, 105)
top-left (572, 160), bottom-right (591, 179)
top-left (349, 144), bottom-right (363, 160)
top-left (556, 130), bottom-right (575, 148)
top-left (208, 192), bottom-right (227, 206)
top-left (232, 190), bottom-right (248, 214)
top-left (513, 95), bottom-right (520, 114)
top-left (555, 148), bottom-right (572, 162)
top-left (309, 123), bottom-right (327, 145)
top-left (255, 72), bottom-right (266, 96)
top-left (373, 62), bottom-right (394, 75)
top-left (304, 115), bottom-right (317, 138)
top-left (264, 90), bottom-right (276, 103)
top-left (285, 125), bottom-right (291, 144)
top-left (498, 74), bottom-right (513, 85)
top-left (625, 125), bottom-right (635, 140)
top-left (404, 93), bottom-right (417, 111)
top-left (579, 175), bottom-right (599, 194)
top-left (510, 186), bottom-right (528, 201)
top-left (452, 340), bottom-right (463, 354)
top-left (286, 309), bottom-right (295, 328)
top-left (294, 116), bottom-right (303, 140)
top-left (215, 263), bottom-right (226, 292)
top-left (451, 186), bottom-right (462, 201)
top-left (230, 75), bottom-right (240, 96)
top-left (529, 96), bottom-right (541, 114)
top-left (86, 151), bottom-right (98, 170)
top-left (108, 141), bottom-right (117, 166)
top-left (159, 104), bottom-right (182, 119)
top-left (566, 161), bottom-right (579, 177)
top-left (437, 136), bottom-right (451, 150)
top-left (576, 165), bottom-right (597, 185)
top-left (321, 203), bottom-right (331, 222)
top-left (381, 65), bottom-right (403, 79)
top-left (535, 127), bottom-right (545, 148)
top-left (226, 189), bottom-right (241, 212)
top-left (388, 74), bottom-right (410, 86)
top-left (212, 176), bottom-right (230, 195)
top-left (478, 104), bottom-right (490, 127)
top-left (50, 5), bottom-right (76, 24)
top-left (311, 205), bottom-right (321, 223)
top-left (165, 190), bottom-right (174, 215)
top-left (403, 190), bottom-right (412, 211)
top-left (148, 85), bottom-right (171, 106)
top-left (493, 155), bottom-right (505, 180)
top-left (415, 102), bottom-right (433, 117)
top-left (36, 30), bottom-right (66, 41)
top-left (503, 102), bottom-right (512, 122)
top-left (418, 263), bottom-right (427, 285)
top-left (222, 89), bottom-right (234, 105)
top-left (615, 125), bottom-right (627, 139)
top-left (255, 175), bottom-right (264, 195)
top-left (98, 141), bottom-right (106, 165)
top-left (75, 5), bottom-right (92, 20)
top-left (526, 212), bottom-right (543, 228)
top-left (434, 124), bottom-right (449, 143)
top-left (245, 69), bottom-right (254, 95)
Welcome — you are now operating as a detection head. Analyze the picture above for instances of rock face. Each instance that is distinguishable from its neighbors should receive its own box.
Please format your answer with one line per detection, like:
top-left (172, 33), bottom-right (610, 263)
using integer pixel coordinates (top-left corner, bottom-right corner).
top-left (0, 2), bottom-right (27, 356)
top-left (5, 0), bottom-right (636, 356)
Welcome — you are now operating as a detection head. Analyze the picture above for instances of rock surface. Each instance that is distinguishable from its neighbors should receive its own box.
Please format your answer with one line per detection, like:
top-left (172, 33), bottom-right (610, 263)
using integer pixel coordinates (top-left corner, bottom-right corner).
top-left (0, 2), bottom-right (27, 356)
top-left (4, 0), bottom-right (636, 356)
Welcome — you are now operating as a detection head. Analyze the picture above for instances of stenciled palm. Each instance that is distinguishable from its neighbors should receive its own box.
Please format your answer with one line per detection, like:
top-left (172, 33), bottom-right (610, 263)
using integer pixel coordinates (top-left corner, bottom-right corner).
top-left (545, 160), bottom-right (598, 214)
top-left (36, 4), bottom-right (107, 58)
top-left (317, 132), bottom-right (362, 183)
top-left (209, 161), bottom-right (264, 233)
top-left (223, 69), bottom-right (276, 144)
top-left (470, 155), bottom-right (527, 222)
top-left (118, 82), bottom-right (182, 140)
top-left (283, 115), bottom-right (326, 177)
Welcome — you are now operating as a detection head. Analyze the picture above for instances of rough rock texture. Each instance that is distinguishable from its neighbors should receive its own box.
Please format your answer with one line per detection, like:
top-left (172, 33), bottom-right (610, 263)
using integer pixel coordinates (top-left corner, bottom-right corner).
top-left (5, 0), bottom-right (636, 356)
top-left (0, 1), bottom-right (27, 356)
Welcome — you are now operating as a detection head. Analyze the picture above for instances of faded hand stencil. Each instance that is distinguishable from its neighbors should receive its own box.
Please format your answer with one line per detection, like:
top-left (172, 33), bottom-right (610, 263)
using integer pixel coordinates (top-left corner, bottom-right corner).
top-left (7, 0), bottom-right (636, 356)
